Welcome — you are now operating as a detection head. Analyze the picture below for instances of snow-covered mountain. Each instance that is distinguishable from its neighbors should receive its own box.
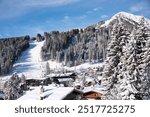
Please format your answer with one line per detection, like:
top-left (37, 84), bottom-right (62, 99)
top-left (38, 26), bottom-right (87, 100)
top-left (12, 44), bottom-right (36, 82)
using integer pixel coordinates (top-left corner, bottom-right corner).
top-left (99, 11), bottom-right (150, 28)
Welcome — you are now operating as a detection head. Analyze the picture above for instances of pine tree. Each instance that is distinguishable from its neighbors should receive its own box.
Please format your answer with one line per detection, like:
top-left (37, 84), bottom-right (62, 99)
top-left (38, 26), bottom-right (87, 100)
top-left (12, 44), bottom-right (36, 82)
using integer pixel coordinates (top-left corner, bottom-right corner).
top-left (102, 21), bottom-right (125, 92)
top-left (101, 19), bottom-right (138, 99)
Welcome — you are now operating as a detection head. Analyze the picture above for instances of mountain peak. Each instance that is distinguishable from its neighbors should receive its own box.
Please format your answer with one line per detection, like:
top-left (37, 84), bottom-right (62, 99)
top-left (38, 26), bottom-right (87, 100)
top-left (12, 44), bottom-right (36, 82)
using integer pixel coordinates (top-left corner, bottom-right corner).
top-left (100, 11), bottom-right (150, 28)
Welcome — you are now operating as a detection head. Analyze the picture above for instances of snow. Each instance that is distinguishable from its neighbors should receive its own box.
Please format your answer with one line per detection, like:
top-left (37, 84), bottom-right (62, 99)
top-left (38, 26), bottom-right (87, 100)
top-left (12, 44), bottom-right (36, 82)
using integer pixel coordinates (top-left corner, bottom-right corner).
top-left (18, 85), bottom-right (74, 100)
top-left (100, 11), bottom-right (150, 28)
top-left (83, 84), bottom-right (105, 93)
top-left (68, 62), bottom-right (104, 74)
top-left (46, 87), bottom-right (74, 100)
top-left (47, 72), bottom-right (73, 78)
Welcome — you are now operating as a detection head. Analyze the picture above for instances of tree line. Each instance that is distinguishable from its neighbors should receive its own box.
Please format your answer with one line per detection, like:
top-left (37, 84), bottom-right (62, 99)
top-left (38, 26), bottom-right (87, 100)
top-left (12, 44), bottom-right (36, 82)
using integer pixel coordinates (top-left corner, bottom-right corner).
top-left (41, 25), bottom-right (110, 67)
top-left (0, 36), bottom-right (30, 75)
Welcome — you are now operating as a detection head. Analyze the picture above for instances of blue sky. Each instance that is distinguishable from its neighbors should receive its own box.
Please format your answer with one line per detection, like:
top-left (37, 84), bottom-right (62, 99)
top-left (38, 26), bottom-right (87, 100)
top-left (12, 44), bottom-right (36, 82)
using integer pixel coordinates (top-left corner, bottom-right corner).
top-left (0, 0), bottom-right (150, 38)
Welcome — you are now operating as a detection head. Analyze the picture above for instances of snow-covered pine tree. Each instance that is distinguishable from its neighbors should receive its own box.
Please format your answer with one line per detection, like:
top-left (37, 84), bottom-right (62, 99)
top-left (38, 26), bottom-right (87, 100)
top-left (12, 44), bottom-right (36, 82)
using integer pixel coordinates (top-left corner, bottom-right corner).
top-left (118, 17), bottom-right (149, 100)
top-left (99, 16), bottom-right (150, 100)
top-left (140, 18), bottom-right (150, 99)
top-left (117, 32), bottom-right (138, 100)
top-left (3, 73), bottom-right (22, 100)
top-left (143, 37), bottom-right (150, 99)
top-left (102, 20), bottom-right (128, 99)
top-left (131, 17), bottom-right (149, 99)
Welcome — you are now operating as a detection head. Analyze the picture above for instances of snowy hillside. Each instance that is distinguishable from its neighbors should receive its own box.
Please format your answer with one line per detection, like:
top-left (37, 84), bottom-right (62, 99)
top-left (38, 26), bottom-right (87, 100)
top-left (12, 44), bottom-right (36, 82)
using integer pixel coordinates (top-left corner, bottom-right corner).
top-left (99, 12), bottom-right (150, 28)
top-left (2, 40), bottom-right (69, 80)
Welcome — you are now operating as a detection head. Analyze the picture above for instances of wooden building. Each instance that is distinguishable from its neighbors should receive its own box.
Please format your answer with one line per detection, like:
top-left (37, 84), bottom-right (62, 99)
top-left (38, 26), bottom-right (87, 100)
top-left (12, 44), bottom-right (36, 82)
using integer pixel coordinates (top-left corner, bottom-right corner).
top-left (81, 90), bottom-right (103, 100)
top-left (26, 77), bottom-right (52, 86)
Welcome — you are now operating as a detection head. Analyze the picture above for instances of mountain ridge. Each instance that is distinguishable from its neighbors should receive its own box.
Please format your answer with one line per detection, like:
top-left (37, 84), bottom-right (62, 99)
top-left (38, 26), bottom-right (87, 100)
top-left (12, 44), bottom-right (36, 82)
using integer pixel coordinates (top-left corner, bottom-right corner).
top-left (98, 11), bottom-right (150, 28)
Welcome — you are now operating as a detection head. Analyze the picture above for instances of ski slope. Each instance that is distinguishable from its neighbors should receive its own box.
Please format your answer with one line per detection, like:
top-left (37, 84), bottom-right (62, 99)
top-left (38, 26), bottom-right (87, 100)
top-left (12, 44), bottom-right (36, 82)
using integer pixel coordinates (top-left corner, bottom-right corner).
top-left (3, 40), bottom-right (63, 80)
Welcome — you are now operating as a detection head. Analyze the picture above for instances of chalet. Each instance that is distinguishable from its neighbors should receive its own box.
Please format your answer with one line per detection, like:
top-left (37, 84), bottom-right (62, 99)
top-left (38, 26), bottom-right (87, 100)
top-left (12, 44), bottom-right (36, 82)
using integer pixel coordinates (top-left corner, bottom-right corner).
top-left (81, 90), bottom-right (103, 100)
top-left (26, 77), bottom-right (52, 86)
top-left (51, 73), bottom-right (77, 85)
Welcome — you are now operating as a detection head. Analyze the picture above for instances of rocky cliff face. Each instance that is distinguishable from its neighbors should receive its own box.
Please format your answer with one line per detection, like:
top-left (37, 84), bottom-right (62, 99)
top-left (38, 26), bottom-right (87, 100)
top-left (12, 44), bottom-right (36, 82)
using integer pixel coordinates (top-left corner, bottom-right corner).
top-left (0, 36), bottom-right (30, 75)
top-left (41, 12), bottom-right (149, 67)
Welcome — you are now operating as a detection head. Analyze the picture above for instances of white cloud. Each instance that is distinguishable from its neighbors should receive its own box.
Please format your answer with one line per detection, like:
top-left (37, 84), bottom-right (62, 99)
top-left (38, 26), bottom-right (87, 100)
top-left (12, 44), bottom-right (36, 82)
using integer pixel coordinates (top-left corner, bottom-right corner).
top-left (61, 15), bottom-right (87, 24)
top-left (86, 7), bottom-right (102, 14)
top-left (130, 2), bottom-right (150, 13)
top-left (0, 0), bottom-right (80, 19)
top-left (100, 15), bottom-right (108, 19)
top-left (93, 8), bottom-right (99, 11)
top-left (130, 3), bottom-right (150, 18)
top-left (64, 16), bottom-right (70, 20)
top-left (130, 5), bottom-right (145, 12)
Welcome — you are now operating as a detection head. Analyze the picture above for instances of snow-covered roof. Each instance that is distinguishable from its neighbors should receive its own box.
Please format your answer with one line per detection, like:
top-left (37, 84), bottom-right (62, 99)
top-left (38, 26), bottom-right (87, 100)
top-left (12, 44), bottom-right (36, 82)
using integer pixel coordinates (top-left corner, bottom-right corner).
top-left (82, 87), bottom-right (104, 94)
top-left (58, 78), bottom-right (74, 82)
top-left (85, 77), bottom-right (94, 82)
top-left (49, 72), bottom-right (75, 78)
top-left (46, 87), bottom-right (74, 100)
top-left (18, 85), bottom-right (74, 100)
